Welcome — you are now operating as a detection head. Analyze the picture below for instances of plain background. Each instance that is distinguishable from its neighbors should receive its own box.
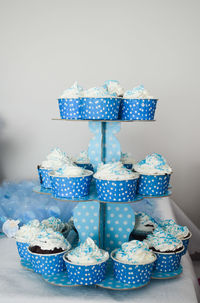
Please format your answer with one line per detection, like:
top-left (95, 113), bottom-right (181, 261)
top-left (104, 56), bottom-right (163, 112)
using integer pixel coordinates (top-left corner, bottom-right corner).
top-left (0, 0), bottom-right (200, 228)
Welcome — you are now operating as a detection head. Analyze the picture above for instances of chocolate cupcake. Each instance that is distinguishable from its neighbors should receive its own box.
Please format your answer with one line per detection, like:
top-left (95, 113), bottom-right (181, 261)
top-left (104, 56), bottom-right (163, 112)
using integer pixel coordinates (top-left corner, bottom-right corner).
top-left (129, 212), bottom-right (157, 241)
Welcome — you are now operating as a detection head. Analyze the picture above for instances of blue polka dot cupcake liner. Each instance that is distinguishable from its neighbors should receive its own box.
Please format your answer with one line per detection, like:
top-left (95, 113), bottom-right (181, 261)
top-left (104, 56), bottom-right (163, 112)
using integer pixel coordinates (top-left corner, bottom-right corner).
top-left (81, 97), bottom-right (121, 120)
top-left (50, 171), bottom-right (93, 199)
top-left (153, 248), bottom-right (184, 273)
top-left (63, 253), bottom-right (109, 285)
top-left (16, 241), bottom-right (31, 261)
top-left (111, 249), bottom-right (156, 285)
top-left (38, 166), bottom-right (52, 189)
top-left (119, 98), bottom-right (158, 120)
top-left (75, 162), bottom-right (94, 172)
top-left (137, 174), bottom-right (171, 196)
top-left (123, 163), bottom-right (133, 169)
top-left (94, 177), bottom-right (139, 202)
top-left (58, 98), bottom-right (83, 120)
top-left (28, 248), bottom-right (67, 276)
top-left (180, 233), bottom-right (192, 256)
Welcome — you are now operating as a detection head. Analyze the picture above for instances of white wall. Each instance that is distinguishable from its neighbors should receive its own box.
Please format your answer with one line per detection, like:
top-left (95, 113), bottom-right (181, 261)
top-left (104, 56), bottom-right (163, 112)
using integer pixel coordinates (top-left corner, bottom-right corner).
top-left (0, 0), bottom-right (200, 227)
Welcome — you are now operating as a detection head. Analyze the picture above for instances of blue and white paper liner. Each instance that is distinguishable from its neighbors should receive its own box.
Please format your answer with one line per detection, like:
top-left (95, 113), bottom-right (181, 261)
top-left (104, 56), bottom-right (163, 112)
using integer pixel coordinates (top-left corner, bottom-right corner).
top-left (153, 247), bottom-right (184, 273)
top-left (63, 254), bottom-right (109, 285)
top-left (58, 98), bottom-right (82, 120)
top-left (137, 174), bottom-right (171, 196)
top-left (111, 249), bottom-right (156, 285)
top-left (81, 97), bottom-right (121, 120)
top-left (75, 162), bottom-right (94, 172)
top-left (28, 248), bottom-right (67, 275)
top-left (16, 241), bottom-right (31, 261)
top-left (180, 233), bottom-right (192, 256)
top-left (95, 177), bottom-right (139, 202)
top-left (38, 166), bottom-right (52, 189)
top-left (119, 98), bottom-right (158, 120)
top-left (50, 171), bottom-right (93, 199)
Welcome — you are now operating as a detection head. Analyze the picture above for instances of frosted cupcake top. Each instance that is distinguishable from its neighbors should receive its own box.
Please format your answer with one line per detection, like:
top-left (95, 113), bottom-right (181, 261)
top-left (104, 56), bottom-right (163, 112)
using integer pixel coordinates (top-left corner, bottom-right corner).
top-left (41, 217), bottom-right (66, 233)
top-left (133, 153), bottom-right (172, 175)
top-left (103, 80), bottom-right (124, 97)
top-left (83, 86), bottom-right (115, 98)
top-left (94, 162), bottom-right (139, 180)
top-left (41, 148), bottom-right (73, 170)
top-left (15, 219), bottom-right (42, 243)
top-left (145, 227), bottom-right (183, 252)
top-left (66, 237), bottom-right (109, 265)
top-left (134, 212), bottom-right (157, 233)
top-left (53, 164), bottom-right (92, 177)
top-left (121, 152), bottom-right (135, 165)
top-left (75, 150), bottom-right (90, 164)
top-left (124, 85), bottom-right (155, 99)
top-left (159, 219), bottom-right (190, 239)
top-left (30, 229), bottom-right (71, 252)
top-left (114, 240), bottom-right (156, 264)
top-left (60, 81), bottom-right (83, 98)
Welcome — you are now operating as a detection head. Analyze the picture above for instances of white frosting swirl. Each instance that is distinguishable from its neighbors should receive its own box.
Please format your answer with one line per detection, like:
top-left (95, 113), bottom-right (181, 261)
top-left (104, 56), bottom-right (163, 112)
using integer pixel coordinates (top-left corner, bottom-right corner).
top-left (30, 229), bottom-right (71, 251)
top-left (41, 217), bottom-right (66, 233)
top-left (66, 237), bottom-right (109, 265)
top-left (60, 81), bottom-right (83, 98)
top-left (15, 219), bottom-right (41, 243)
top-left (159, 219), bottom-right (190, 239)
top-left (124, 85), bottom-right (155, 99)
top-left (134, 153), bottom-right (172, 175)
top-left (114, 240), bottom-right (156, 264)
top-left (41, 148), bottom-right (73, 170)
top-left (134, 212), bottom-right (157, 233)
top-left (75, 150), bottom-right (90, 164)
top-left (53, 164), bottom-right (92, 177)
top-left (145, 227), bottom-right (183, 252)
top-left (83, 87), bottom-right (112, 98)
top-left (94, 162), bottom-right (139, 180)
top-left (104, 80), bottom-right (124, 97)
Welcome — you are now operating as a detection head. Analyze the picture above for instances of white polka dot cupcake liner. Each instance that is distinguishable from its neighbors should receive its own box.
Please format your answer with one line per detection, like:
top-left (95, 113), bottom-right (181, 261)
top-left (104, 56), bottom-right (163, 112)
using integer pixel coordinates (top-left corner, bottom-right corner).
top-left (58, 98), bottom-right (83, 120)
top-left (119, 99), bottom-right (158, 120)
top-left (153, 247), bottom-right (184, 273)
top-left (111, 249), bottom-right (156, 285)
top-left (81, 97), bottom-right (121, 120)
top-left (180, 232), bottom-right (192, 256)
top-left (75, 162), bottom-right (94, 172)
top-left (16, 241), bottom-right (31, 261)
top-left (50, 171), bottom-right (93, 199)
top-left (137, 174), bottom-right (171, 196)
top-left (28, 248), bottom-right (68, 276)
top-left (63, 252), bottom-right (109, 285)
top-left (94, 177), bottom-right (139, 202)
top-left (37, 166), bottom-right (52, 189)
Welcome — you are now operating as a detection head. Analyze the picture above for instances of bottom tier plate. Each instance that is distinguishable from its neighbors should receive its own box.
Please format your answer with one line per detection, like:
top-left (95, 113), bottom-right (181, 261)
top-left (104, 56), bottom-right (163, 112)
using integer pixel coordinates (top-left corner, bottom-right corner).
top-left (151, 265), bottom-right (183, 279)
top-left (43, 272), bottom-right (81, 287)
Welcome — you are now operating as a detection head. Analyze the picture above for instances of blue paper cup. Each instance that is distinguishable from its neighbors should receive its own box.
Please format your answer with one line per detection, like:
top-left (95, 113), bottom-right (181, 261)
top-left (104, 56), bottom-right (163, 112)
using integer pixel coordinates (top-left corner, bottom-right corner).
top-left (81, 97), bottom-right (121, 120)
top-left (111, 249), bottom-right (156, 285)
top-left (119, 98), bottom-right (158, 120)
top-left (75, 162), bottom-right (94, 172)
top-left (16, 241), bottom-right (31, 261)
top-left (137, 173), bottom-right (171, 196)
top-left (58, 98), bottom-right (83, 120)
top-left (94, 176), bottom-right (139, 202)
top-left (180, 232), bottom-right (192, 256)
top-left (37, 166), bottom-right (52, 189)
top-left (28, 248), bottom-right (68, 275)
top-left (153, 247), bottom-right (184, 273)
top-left (63, 252), bottom-right (109, 285)
top-left (50, 170), bottom-right (93, 199)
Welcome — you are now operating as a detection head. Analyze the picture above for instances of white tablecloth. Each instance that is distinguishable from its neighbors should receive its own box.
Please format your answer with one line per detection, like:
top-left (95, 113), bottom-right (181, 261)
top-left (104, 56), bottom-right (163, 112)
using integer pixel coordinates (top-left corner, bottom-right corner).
top-left (0, 198), bottom-right (199, 303)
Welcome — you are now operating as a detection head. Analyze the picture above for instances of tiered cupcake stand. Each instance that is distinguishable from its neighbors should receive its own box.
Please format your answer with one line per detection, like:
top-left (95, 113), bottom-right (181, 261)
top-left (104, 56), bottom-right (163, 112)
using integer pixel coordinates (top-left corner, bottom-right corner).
top-left (31, 118), bottom-right (182, 290)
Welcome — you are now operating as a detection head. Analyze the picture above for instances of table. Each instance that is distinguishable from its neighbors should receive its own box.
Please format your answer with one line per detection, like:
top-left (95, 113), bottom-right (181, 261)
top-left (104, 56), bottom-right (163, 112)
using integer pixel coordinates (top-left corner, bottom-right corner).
top-left (0, 197), bottom-right (199, 303)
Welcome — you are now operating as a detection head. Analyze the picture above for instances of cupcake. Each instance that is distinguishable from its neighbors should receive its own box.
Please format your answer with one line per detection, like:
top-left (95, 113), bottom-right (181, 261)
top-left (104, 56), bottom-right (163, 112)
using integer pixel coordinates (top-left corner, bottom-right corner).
top-left (58, 81), bottom-right (83, 119)
top-left (159, 219), bottom-right (191, 256)
top-left (41, 216), bottom-right (71, 238)
top-left (38, 148), bottom-right (72, 189)
top-left (134, 153), bottom-right (172, 196)
top-left (50, 164), bottom-right (93, 199)
top-left (15, 219), bottom-right (41, 261)
top-left (103, 80), bottom-right (124, 97)
top-left (145, 227), bottom-right (184, 273)
top-left (111, 240), bottom-right (156, 286)
top-left (119, 85), bottom-right (158, 120)
top-left (94, 162), bottom-right (139, 202)
top-left (29, 228), bottom-right (71, 275)
top-left (81, 86), bottom-right (120, 120)
top-left (129, 212), bottom-right (157, 241)
top-left (120, 152), bottom-right (135, 169)
top-left (64, 237), bottom-right (109, 285)
top-left (74, 150), bottom-right (93, 171)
